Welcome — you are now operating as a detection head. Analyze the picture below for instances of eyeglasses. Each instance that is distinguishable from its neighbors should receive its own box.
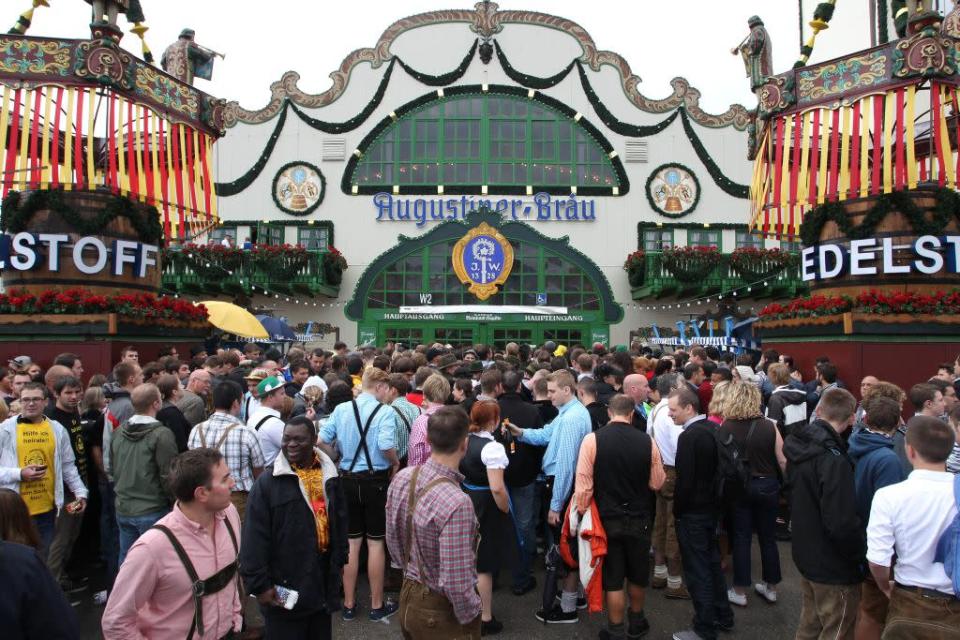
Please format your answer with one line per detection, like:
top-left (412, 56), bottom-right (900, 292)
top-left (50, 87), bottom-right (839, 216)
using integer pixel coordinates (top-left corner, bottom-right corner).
top-left (20, 397), bottom-right (44, 404)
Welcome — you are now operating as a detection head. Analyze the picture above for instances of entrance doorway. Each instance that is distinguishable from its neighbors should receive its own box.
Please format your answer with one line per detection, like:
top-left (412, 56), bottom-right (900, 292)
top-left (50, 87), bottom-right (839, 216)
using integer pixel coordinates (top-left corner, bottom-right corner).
top-left (379, 322), bottom-right (587, 349)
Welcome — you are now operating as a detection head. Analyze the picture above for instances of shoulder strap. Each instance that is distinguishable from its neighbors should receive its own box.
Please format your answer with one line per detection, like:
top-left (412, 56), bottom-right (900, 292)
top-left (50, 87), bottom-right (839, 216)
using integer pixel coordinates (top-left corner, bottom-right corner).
top-left (391, 405), bottom-right (412, 433)
top-left (253, 415), bottom-right (272, 431)
top-left (215, 423), bottom-right (239, 451)
top-left (742, 419), bottom-right (759, 462)
top-left (152, 525), bottom-right (204, 640)
top-left (402, 467), bottom-right (458, 578)
top-left (195, 422), bottom-right (206, 447)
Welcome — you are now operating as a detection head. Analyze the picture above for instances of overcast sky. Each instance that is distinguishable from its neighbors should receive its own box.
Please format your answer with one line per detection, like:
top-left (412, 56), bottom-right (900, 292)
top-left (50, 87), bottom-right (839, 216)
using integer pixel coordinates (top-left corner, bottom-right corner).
top-left (22, 0), bottom-right (897, 115)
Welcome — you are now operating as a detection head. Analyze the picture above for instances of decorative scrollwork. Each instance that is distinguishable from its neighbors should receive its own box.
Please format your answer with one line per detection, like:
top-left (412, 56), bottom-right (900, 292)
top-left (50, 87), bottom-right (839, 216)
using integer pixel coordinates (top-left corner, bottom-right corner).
top-left (222, 3), bottom-right (749, 131)
top-left (75, 41), bottom-right (133, 90)
top-left (893, 27), bottom-right (956, 79)
top-left (135, 65), bottom-right (199, 118)
top-left (0, 37), bottom-right (71, 76)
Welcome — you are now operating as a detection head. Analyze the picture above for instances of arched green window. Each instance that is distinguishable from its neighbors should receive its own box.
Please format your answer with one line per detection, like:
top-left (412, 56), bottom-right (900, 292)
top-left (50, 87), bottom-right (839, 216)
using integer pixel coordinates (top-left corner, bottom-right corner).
top-left (366, 238), bottom-right (601, 311)
top-left (345, 86), bottom-right (627, 196)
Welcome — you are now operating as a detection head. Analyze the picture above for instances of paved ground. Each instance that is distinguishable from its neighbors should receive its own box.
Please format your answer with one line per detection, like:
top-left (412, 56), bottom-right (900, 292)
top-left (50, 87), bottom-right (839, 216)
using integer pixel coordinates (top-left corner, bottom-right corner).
top-left (79, 541), bottom-right (803, 639)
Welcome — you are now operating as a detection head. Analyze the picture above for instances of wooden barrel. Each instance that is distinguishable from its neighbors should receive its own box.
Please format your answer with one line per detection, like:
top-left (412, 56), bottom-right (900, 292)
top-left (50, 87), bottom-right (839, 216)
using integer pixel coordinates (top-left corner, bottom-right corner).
top-left (810, 187), bottom-right (960, 299)
top-left (2, 190), bottom-right (162, 296)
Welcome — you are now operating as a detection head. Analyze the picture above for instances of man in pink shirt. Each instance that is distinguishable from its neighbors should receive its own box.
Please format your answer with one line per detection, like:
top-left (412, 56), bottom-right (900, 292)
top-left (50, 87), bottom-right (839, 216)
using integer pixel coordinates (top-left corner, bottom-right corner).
top-left (102, 448), bottom-right (242, 640)
top-left (407, 374), bottom-right (451, 466)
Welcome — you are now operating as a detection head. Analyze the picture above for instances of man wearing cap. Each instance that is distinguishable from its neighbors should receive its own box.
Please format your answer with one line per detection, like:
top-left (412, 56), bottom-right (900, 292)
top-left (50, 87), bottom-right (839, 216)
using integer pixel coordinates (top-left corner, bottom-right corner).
top-left (319, 367), bottom-right (399, 623)
top-left (246, 377), bottom-right (286, 467)
top-left (434, 354), bottom-right (462, 387)
top-left (8, 355), bottom-right (33, 375)
top-left (241, 369), bottom-right (267, 423)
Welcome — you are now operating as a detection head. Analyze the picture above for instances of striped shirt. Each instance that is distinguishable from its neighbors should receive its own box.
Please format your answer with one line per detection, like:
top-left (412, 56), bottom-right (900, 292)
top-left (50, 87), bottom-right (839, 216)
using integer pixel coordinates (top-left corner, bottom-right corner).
top-left (188, 413), bottom-right (265, 492)
top-left (519, 397), bottom-right (592, 513)
top-left (389, 397), bottom-right (420, 460)
top-left (385, 459), bottom-right (480, 624)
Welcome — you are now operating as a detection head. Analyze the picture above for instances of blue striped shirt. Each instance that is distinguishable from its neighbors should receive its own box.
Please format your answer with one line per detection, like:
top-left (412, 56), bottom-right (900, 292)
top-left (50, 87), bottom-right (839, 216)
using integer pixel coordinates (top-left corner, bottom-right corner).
top-left (320, 392), bottom-right (396, 472)
top-left (519, 397), bottom-right (592, 512)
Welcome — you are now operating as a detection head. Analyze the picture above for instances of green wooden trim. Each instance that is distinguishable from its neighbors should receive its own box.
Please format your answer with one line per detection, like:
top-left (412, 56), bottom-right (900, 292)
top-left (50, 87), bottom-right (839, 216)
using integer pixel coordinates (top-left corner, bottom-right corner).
top-left (345, 207), bottom-right (623, 323)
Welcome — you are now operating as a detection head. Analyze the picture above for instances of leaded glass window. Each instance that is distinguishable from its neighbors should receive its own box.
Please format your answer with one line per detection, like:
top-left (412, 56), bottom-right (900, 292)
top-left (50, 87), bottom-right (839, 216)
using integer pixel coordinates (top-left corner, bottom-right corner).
top-left (352, 93), bottom-right (620, 190)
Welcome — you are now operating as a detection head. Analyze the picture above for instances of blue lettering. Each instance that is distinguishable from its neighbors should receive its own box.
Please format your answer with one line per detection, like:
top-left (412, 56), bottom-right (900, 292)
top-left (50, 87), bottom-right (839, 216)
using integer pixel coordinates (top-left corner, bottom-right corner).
top-left (535, 192), bottom-right (551, 220)
top-left (565, 196), bottom-right (579, 220)
top-left (582, 199), bottom-right (595, 220)
top-left (446, 198), bottom-right (459, 220)
top-left (430, 200), bottom-right (444, 220)
top-left (396, 199), bottom-right (411, 220)
top-left (413, 199), bottom-right (427, 227)
top-left (494, 198), bottom-right (508, 213)
top-left (373, 192), bottom-right (394, 220)
top-left (510, 199), bottom-right (523, 220)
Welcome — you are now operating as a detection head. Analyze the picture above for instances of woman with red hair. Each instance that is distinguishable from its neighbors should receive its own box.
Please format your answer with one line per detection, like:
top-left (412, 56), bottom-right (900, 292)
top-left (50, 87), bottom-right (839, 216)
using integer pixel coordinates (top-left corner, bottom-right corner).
top-left (460, 400), bottom-right (515, 636)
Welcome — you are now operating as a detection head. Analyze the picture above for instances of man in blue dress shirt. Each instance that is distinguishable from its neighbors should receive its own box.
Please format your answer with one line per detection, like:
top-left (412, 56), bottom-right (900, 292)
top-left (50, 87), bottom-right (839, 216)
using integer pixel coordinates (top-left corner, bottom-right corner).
top-left (319, 367), bottom-right (399, 623)
top-left (507, 369), bottom-right (592, 624)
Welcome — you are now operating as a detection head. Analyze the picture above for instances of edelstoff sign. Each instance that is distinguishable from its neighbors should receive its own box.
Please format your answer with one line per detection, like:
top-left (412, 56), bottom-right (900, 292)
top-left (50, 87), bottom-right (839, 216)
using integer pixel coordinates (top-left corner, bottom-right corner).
top-left (0, 232), bottom-right (159, 278)
top-left (374, 192), bottom-right (597, 227)
top-left (801, 235), bottom-right (960, 281)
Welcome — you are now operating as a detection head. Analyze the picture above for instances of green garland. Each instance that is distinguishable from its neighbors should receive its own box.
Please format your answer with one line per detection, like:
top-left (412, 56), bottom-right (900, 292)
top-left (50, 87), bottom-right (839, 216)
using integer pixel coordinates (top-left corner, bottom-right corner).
top-left (678, 108), bottom-right (750, 199)
top-left (576, 61), bottom-right (680, 137)
top-left (645, 162), bottom-right (701, 219)
top-left (495, 40), bottom-right (577, 90)
top-left (397, 39), bottom-right (477, 86)
top-left (0, 189), bottom-right (163, 245)
top-left (799, 187), bottom-right (960, 246)
top-left (215, 101), bottom-right (288, 197)
top-left (271, 161), bottom-right (326, 216)
top-left (287, 58), bottom-right (396, 133)
top-left (216, 40), bottom-right (482, 198)
top-left (877, 0), bottom-right (889, 43)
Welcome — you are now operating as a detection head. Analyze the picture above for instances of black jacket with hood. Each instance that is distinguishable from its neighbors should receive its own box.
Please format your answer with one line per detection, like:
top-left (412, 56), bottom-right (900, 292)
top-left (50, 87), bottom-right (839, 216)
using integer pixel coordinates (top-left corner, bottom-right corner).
top-left (240, 447), bottom-right (348, 617)
top-left (766, 385), bottom-right (808, 438)
top-left (783, 419), bottom-right (865, 585)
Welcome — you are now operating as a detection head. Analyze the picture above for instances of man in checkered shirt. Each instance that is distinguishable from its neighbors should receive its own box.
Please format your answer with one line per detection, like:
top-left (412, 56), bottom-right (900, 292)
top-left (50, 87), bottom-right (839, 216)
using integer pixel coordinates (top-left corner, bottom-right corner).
top-left (188, 380), bottom-right (265, 523)
top-left (386, 406), bottom-right (482, 638)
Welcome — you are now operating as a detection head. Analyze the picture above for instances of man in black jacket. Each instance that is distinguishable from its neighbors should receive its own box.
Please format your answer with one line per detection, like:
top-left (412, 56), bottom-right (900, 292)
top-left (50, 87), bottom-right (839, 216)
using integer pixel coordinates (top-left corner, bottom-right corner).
top-left (241, 416), bottom-right (349, 639)
top-left (670, 388), bottom-right (733, 640)
top-left (577, 377), bottom-right (609, 431)
top-left (784, 387), bottom-right (863, 640)
top-left (497, 369), bottom-right (545, 596)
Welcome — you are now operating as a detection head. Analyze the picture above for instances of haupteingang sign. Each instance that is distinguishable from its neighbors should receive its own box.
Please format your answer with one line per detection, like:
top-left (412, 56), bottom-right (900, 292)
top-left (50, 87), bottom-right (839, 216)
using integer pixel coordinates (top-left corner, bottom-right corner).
top-left (801, 235), bottom-right (960, 281)
top-left (0, 232), bottom-right (159, 278)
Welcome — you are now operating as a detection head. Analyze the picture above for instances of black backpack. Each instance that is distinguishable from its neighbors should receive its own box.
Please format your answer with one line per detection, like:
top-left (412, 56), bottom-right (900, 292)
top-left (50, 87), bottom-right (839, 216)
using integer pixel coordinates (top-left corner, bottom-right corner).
top-left (714, 419), bottom-right (758, 503)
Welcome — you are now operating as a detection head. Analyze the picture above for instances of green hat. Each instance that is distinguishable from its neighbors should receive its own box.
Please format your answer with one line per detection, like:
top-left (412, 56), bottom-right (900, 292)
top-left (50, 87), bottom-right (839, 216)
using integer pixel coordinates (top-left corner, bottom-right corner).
top-left (257, 376), bottom-right (284, 398)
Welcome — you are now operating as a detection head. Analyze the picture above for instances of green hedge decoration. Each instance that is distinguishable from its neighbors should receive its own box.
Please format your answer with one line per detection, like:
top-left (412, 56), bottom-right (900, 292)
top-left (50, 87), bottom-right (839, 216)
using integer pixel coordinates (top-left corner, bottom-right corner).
top-left (1, 189), bottom-right (164, 245)
top-left (799, 187), bottom-right (960, 246)
top-left (495, 40), bottom-right (577, 89)
top-left (678, 108), bottom-right (750, 199)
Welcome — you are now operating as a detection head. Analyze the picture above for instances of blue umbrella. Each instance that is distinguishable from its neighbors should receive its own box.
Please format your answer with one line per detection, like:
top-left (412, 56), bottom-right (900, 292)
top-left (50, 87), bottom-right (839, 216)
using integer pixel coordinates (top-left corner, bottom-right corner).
top-left (255, 315), bottom-right (297, 342)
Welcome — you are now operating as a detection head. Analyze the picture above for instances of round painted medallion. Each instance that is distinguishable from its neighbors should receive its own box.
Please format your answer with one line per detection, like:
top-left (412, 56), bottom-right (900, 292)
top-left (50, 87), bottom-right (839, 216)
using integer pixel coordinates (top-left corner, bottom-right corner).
top-left (646, 163), bottom-right (700, 218)
top-left (272, 162), bottom-right (326, 216)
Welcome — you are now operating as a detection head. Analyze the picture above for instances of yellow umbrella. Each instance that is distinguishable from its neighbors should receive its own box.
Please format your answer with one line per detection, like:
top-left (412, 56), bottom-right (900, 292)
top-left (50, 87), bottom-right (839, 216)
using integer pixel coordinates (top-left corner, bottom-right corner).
top-left (199, 301), bottom-right (268, 339)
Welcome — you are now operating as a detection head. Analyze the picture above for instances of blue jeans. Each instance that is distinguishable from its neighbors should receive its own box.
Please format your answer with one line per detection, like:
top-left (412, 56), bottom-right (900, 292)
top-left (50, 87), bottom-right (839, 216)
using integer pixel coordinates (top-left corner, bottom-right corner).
top-left (117, 509), bottom-right (169, 566)
top-left (33, 509), bottom-right (56, 560)
top-left (509, 482), bottom-right (537, 589)
top-left (730, 476), bottom-right (782, 588)
top-left (99, 479), bottom-right (119, 586)
top-left (677, 512), bottom-right (734, 640)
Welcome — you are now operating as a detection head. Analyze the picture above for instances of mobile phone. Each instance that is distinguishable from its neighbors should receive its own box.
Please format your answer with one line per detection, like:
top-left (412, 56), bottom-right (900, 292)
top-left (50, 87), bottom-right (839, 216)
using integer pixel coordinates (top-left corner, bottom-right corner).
top-left (35, 464), bottom-right (47, 471)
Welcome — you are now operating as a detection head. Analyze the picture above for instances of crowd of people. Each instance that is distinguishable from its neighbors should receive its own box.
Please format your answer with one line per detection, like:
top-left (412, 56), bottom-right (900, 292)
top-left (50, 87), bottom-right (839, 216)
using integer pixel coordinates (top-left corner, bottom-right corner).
top-left (0, 339), bottom-right (958, 639)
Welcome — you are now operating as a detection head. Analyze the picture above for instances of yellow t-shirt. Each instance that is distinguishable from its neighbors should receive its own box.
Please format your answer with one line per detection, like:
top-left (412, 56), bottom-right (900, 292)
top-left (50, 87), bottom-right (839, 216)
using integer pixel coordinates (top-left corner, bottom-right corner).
top-left (17, 419), bottom-right (56, 515)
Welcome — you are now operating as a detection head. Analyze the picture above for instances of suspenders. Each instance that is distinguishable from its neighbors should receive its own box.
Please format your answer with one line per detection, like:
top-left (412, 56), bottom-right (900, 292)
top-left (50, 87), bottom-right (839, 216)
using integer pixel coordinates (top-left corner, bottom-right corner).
top-left (348, 400), bottom-right (383, 473)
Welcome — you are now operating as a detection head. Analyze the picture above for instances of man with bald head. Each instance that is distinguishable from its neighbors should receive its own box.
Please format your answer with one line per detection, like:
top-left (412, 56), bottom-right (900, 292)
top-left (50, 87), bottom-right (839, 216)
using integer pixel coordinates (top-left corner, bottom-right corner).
top-left (176, 369), bottom-right (212, 427)
top-left (109, 383), bottom-right (177, 565)
top-left (623, 374), bottom-right (652, 431)
top-left (856, 375), bottom-right (880, 423)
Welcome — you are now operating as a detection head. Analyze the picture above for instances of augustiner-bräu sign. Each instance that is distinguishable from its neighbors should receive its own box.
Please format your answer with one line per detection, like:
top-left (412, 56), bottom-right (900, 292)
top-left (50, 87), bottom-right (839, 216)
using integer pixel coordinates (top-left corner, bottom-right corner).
top-left (0, 232), bottom-right (159, 278)
top-left (801, 235), bottom-right (960, 282)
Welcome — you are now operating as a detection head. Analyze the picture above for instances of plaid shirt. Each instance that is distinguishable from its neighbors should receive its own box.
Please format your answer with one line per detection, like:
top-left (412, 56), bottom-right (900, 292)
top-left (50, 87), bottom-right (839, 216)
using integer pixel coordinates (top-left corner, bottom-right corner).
top-left (386, 459), bottom-right (481, 624)
top-left (408, 404), bottom-right (442, 467)
top-left (188, 412), bottom-right (265, 492)
top-left (389, 397), bottom-right (420, 460)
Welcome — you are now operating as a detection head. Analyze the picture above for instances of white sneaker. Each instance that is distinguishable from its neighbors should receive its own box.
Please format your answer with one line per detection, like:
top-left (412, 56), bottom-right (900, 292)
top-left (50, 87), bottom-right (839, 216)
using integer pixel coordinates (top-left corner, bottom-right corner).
top-left (93, 590), bottom-right (109, 605)
top-left (727, 588), bottom-right (747, 607)
top-left (754, 582), bottom-right (778, 603)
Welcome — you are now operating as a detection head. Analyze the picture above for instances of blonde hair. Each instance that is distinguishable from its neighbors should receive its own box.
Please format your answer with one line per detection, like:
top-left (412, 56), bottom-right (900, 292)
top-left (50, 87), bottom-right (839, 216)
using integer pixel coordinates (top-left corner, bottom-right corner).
top-left (721, 381), bottom-right (763, 420)
top-left (767, 362), bottom-right (791, 387)
top-left (0, 398), bottom-right (8, 422)
top-left (422, 374), bottom-right (451, 404)
top-left (708, 381), bottom-right (730, 417)
top-left (362, 366), bottom-right (389, 389)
